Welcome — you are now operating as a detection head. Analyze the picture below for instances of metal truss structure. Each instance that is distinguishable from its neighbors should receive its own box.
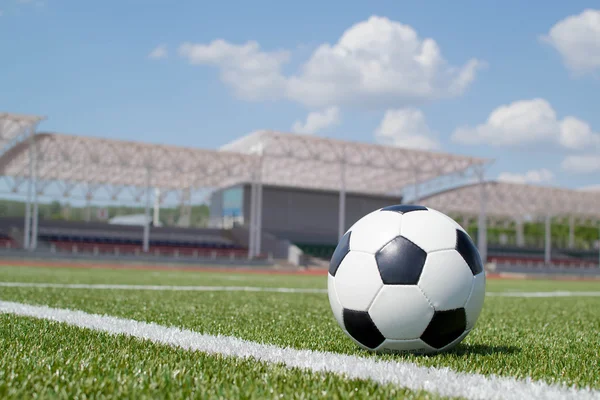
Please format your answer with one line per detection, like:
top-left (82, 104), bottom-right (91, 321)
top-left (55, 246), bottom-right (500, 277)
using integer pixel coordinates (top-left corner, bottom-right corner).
top-left (421, 181), bottom-right (600, 219)
top-left (421, 181), bottom-right (600, 265)
top-left (1, 113), bottom-right (46, 251)
top-left (0, 112), bottom-right (46, 158)
top-left (1, 133), bottom-right (257, 193)
top-left (220, 130), bottom-right (488, 195)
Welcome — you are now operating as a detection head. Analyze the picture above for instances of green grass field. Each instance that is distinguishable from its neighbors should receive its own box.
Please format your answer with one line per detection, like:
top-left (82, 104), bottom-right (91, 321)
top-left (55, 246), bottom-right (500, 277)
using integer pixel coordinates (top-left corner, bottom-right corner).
top-left (0, 265), bottom-right (599, 399)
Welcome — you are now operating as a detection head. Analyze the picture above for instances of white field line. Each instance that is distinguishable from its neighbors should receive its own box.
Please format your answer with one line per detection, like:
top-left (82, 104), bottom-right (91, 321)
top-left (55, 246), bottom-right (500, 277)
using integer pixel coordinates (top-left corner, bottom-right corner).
top-left (1, 281), bottom-right (600, 298)
top-left (0, 282), bottom-right (326, 293)
top-left (487, 291), bottom-right (600, 298)
top-left (0, 301), bottom-right (597, 400)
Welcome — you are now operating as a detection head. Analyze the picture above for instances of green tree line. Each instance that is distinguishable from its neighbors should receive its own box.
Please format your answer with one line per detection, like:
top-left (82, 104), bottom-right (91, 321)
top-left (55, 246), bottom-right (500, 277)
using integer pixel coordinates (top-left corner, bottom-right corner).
top-left (0, 199), bottom-right (210, 227)
top-left (465, 222), bottom-right (599, 250)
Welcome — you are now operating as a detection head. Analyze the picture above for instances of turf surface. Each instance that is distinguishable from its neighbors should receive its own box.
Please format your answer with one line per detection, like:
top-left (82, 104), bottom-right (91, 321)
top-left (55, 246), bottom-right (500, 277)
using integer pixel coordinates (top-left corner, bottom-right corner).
top-left (0, 265), bottom-right (599, 398)
top-left (0, 265), bottom-right (325, 288)
top-left (0, 314), bottom-right (434, 399)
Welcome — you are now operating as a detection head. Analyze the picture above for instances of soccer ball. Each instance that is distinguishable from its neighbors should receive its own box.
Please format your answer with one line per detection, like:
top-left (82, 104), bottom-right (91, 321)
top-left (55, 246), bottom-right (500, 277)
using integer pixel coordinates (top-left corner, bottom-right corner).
top-left (327, 205), bottom-right (486, 353)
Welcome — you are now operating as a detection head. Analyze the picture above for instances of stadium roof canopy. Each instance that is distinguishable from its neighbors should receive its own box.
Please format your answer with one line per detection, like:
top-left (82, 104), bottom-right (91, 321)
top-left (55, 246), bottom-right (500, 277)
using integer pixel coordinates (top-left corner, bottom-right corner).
top-left (220, 130), bottom-right (489, 195)
top-left (421, 181), bottom-right (600, 219)
top-left (3, 112), bottom-right (599, 219)
top-left (0, 113), bottom-right (490, 199)
top-left (0, 132), bottom-right (257, 193)
top-left (0, 112), bottom-right (46, 157)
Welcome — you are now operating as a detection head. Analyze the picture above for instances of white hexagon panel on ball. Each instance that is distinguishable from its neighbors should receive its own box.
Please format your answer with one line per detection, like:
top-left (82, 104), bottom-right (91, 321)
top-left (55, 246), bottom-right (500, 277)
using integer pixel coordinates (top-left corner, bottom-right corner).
top-left (333, 251), bottom-right (383, 312)
top-left (348, 210), bottom-right (403, 254)
top-left (400, 209), bottom-right (458, 253)
top-left (418, 250), bottom-right (474, 311)
top-left (368, 285), bottom-right (434, 340)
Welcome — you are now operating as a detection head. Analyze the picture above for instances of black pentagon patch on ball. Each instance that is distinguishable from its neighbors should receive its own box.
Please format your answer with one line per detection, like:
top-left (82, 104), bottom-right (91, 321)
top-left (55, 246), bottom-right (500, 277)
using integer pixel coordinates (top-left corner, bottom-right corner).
top-left (375, 236), bottom-right (427, 285)
top-left (342, 309), bottom-right (385, 350)
top-left (329, 231), bottom-right (351, 276)
top-left (420, 308), bottom-right (467, 349)
top-left (455, 229), bottom-right (484, 275)
top-left (381, 204), bottom-right (428, 213)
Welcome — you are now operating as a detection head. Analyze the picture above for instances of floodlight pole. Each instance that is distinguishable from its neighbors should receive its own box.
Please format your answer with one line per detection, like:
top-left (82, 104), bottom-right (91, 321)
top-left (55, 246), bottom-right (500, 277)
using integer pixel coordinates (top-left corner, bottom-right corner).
top-left (338, 159), bottom-right (347, 241)
top-left (476, 166), bottom-right (488, 264)
top-left (143, 168), bottom-right (152, 253)
top-left (544, 214), bottom-right (551, 265)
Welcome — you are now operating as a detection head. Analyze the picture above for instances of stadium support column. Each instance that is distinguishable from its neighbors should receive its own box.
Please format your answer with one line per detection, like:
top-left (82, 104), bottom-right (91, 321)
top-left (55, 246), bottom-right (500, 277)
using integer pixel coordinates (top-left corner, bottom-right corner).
top-left (248, 171), bottom-right (258, 259)
top-left (85, 185), bottom-right (92, 222)
top-left (515, 217), bottom-right (524, 247)
top-left (23, 129), bottom-right (34, 250)
top-left (255, 170), bottom-right (263, 258)
top-left (248, 150), bottom-right (264, 259)
top-left (476, 167), bottom-right (487, 264)
top-left (143, 168), bottom-right (152, 253)
top-left (31, 134), bottom-right (39, 250)
top-left (544, 214), bottom-right (551, 265)
top-left (568, 215), bottom-right (575, 249)
top-left (252, 152), bottom-right (265, 258)
top-left (153, 188), bottom-right (161, 227)
top-left (338, 160), bottom-right (346, 241)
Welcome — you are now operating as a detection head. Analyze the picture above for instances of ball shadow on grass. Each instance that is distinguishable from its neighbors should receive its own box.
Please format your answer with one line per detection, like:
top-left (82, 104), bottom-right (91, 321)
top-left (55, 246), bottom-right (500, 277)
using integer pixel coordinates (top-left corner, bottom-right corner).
top-left (444, 343), bottom-right (522, 356)
top-left (362, 343), bottom-right (521, 358)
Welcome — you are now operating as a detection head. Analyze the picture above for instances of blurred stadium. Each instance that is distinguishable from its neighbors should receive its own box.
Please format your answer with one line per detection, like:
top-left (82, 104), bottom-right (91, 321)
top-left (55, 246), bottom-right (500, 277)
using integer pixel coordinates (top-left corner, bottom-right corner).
top-left (1, 111), bottom-right (600, 278)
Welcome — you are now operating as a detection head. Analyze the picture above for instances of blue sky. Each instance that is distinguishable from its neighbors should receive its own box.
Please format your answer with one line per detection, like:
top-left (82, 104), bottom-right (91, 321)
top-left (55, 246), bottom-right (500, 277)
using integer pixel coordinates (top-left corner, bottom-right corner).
top-left (1, 0), bottom-right (599, 190)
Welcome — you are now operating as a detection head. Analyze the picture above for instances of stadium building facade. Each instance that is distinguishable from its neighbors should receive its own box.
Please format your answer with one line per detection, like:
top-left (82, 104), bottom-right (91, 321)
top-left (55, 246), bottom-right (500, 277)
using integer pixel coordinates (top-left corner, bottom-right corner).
top-left (209, 183), bottom-right (401, 245)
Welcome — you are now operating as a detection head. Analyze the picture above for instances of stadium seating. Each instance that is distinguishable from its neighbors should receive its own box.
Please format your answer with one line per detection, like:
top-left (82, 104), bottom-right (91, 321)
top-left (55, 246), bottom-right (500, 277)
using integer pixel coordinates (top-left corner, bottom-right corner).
top-left (47, 240), bottom-right (248, 258)
top-left (0, 233), bottom-right (18, 249)
top-left (0, 217), bottom-right (250, 259)
top-left (488, 255), bottom-right (597, 268)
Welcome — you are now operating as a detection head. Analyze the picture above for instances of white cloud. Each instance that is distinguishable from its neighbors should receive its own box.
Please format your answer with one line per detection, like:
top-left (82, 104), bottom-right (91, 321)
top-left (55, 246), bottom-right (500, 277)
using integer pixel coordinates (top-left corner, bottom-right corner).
top-left (291, 107), bottom-right (340, 134)
top-left (497, 169), bottom-right (554, 184)
top-left (561, 155), bottom-right (600, 174)
top-left (451, 98), bottom-right (600, 149)
top-left (148, 45), bottom-right (168, 60)
top-left (541, 9), bottom-right (600, 74)
top-left (178, 16), bottom-right (484, 109)
top-left (179, 40), bottom-right (290, 101)
top-left (374, 108), bottom-right (440, 151)
top-left (558, 116), bottom-right (599, 149)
